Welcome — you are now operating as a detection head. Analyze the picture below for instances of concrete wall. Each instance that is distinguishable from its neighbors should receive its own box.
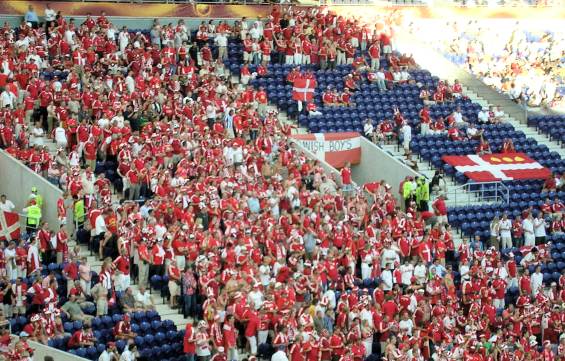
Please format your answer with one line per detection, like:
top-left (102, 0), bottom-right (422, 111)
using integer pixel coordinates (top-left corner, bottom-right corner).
top-left (28, 340), bottom-right (89, 361)
top-left (0, 150), bottom-right (63, 229)
top-left (289, 140), bottom-right (349, 186)
top-left (290, 136), bottom-right (420, 200)
top-left (352, 138), bottom-right (420, 200)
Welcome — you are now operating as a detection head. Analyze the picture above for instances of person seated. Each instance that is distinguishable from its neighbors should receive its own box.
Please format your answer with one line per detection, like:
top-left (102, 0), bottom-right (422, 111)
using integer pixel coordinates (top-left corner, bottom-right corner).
top-left (398, 53), bottom-right (417, 69)
top-left (540, 197), bottom-right (553, 214)
top-left (378, 119), bottom-right (395, 142)
top-left (134, 285), bottom-right (155, 311)
top-left (367, 69), bottom-right (387, 92)
top-left (398, 68), bottom-right (411, 83)
top-left (286, 67), bottom-right (301, 83)
top-left (388, 54), bottom-right (400, 72)
top-left (501, 138), bottom-right (515, 153)
top-left (68, 324), bottom-right (96, 348)
top-left (452, 79), bottom-right (463, 98)
top-left (306, 102), bottom-right (322, 116)
top-left (420, 88), bottom-right (433, 105)
top-left (61, 294), bottom-right (94, 322)
top-left (543, 174), bottom-right (557, 192)
top-left (363, 118), bottom-right (375, 142)
top-left (466, 124), bottom-right (483, 140)
top-left (120, 287), bottom-right (143, 313)
top-left (492, 106), bottom-right (504, 123)
top-left (475, 137), bottom-right (491, 155)
top-left (443, 81), bottom-right (454, 102)
top-left (322, 87), bottom-right (338, 106)
top-left (68, 280), bottom-right (95, 311)
top-left (430, 117), bottom-right (446, 135)
top-left (552, 196), bottom-right (564, 214)
top-left (114, 313), bottom-right (136, 340)
top-left (339, 88), bottom-right (352, 106)
top-left (351, 56), bottom-right (368, 72)
top-left (450, 107), bottom-right (468, 128)
top-left (433, 90), bottom-right (444, 104)
top-left (344, 74), bottom-right (359, 91)
top-left (447, 126), bottom-right (464, 141)
top-left (393, 107), bottom-right (406, 129)
top-left (22, 314), bottom-right (48, 345)
top-left (477, 107), bottom-right (490, 124)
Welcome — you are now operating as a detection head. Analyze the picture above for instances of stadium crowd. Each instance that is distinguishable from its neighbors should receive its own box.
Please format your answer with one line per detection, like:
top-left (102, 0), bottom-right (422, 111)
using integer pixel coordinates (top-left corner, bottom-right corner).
top-left (0, 4), bottom-right (561, 361)
top-left (411, 21), bottom-right (565, 110)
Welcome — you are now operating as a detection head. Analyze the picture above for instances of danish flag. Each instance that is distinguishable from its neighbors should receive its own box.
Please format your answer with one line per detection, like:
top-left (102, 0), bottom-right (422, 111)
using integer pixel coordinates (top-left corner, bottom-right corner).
top-left (292, 78), bottom-right (316, 102)
top-left (442, 153), bottom-right (551, 182)
top-left (0, 211), bottom-right (20, 241)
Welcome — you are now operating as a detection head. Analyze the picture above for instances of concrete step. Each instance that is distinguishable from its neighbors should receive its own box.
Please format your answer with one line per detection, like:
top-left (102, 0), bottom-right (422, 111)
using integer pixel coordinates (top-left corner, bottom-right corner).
top-left (462, 86), bottom-right (565, 158)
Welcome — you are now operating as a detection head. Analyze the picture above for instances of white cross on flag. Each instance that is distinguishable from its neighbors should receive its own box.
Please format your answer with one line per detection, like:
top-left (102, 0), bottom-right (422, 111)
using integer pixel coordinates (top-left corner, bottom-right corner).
top-left (442, 153), bottom-right (551, 182)
top-left (292, 78), bottom-right (316, 102)
top-left (0, 211), bottom-right (20, 241)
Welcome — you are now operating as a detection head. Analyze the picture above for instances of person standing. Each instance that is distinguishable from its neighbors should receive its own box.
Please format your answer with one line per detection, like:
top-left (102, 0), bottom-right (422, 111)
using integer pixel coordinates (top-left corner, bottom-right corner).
top-left (499, 213), bottom-right (512, 249)
top-left (340, 162), bottom-right (353, 194)
top-left (401, 121), bottom-right (412, 156)
top-left (432, 194), bottom-right (447, 224)
top-left (522, 213), bottom-right (535, 247)
top-left (183, 320), bottom-right (196, 361)
top-left (24, 5), bottom-right (39, 28)
top-left (533, 213), bottom-right (547, 245)
top-left (23, 199), bottom-right (41, 234)
top-left (415, 177), bottom-right (429, 212)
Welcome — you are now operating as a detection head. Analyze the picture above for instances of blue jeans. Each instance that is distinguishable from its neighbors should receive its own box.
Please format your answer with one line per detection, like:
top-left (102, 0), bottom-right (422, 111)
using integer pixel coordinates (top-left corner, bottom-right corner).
top-left (185, 353), bottom-right (195, 361)
top-left (183, 294), bottom-right (196, 317)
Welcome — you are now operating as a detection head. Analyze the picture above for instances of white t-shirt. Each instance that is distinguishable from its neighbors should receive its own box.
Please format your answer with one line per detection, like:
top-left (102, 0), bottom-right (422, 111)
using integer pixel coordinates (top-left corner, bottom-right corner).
top-left (499, 219), bottom-right (512, 238)
top-left (364, 123), bottom-right (374, 136)
top-left (54, 127), bottom-right (67, 144)
top-left (119, 349), bottom-right (135, 361)
top-left (215, 34), bottom-right (228, 47)
top-left (399, 319), bottom-right (414, 336)
top-left (0, 200), bottom-right (15, 212)
top-left (44, 8), bottom-right (56, 21)
top-left (248, 290), bottom-right (264, 310)
top-left (530, 272), bottom-right (543, 296)
top-left (400, 263), bottom-right (414, 286)
top-left (414, 264), bottom-right (427, 283)
top-left (401, 124), bottom-right (412, 142)
top-left (95, 215), bottom-right (107, 236)
top-left (533, 218), bottom-right (546, 237)
top-left (381, 269), bottom-right (393, 291)
top-left (272, 351), bottom-right (289, 361)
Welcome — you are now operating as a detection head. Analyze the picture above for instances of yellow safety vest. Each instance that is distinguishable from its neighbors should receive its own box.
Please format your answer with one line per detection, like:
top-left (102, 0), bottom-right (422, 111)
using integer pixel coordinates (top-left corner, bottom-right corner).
top-left (74, 200), bottom-right (85, 223)
top-left (26, 205), bottom-right (41, 226)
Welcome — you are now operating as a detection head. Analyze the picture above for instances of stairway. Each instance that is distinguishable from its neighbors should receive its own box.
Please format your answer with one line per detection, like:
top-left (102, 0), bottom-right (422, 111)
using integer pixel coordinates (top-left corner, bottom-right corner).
top-left (379, 142), bottom-right (487, 207)
top-left (462, 86), bottom-right (565, 158)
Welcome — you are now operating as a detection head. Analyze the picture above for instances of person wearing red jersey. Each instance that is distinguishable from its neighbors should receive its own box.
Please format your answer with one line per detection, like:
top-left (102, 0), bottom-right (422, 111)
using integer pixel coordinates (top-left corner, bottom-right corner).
top-left (113, 313), bottom-right (136, 340)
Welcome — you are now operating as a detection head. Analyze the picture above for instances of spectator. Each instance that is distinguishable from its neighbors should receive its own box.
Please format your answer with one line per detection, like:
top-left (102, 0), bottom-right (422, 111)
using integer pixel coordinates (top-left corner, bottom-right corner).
top-left (119, 287), bottom-right (141, 313)
top-left (134, 286), bottom-right (154, 311)
top-left (61, 294), bottom-right (93, 322)
top-left (98, 342), bottom-right (119, 361)
top-left (0, 194), bottom-right (15, 212)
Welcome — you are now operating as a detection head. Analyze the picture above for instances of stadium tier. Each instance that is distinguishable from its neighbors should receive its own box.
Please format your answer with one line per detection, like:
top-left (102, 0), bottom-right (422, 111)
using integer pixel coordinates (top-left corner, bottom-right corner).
top-left (0, 3), bottom-right (563, 361)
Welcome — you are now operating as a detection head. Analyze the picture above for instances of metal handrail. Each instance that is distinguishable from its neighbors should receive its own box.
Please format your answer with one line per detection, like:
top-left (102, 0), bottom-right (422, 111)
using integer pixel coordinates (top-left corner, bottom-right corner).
top-left (446, 181), bottom-right (509, 207)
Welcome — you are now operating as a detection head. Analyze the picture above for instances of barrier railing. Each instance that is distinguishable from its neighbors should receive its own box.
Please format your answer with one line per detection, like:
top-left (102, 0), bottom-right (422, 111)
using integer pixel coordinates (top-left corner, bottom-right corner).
top-left (446, 181), bottom-right (509, 206)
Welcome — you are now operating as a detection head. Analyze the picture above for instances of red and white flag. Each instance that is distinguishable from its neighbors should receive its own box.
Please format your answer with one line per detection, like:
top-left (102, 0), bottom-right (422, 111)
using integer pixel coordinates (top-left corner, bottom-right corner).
top-left (292, 78), bottom-right (316, 102)
top-left (442, 153), bottom-right (551, 182)
top-left (0, 211), bottom-right (20, 241)
top-left (291, 132), bottom-right (361, 168)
